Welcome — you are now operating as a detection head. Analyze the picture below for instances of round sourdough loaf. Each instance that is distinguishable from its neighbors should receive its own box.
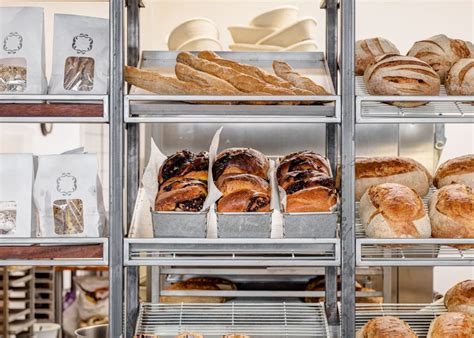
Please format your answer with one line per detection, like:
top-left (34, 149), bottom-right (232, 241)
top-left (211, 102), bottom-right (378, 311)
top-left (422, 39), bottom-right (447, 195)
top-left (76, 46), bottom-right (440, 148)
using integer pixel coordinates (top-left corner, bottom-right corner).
top-left (446, 58), bottom-right (474, 96)
top-left (427, 312), bottom-right (473, 338)
top-left (444, 280), bottom-right (474, 314)
top-left (356, 316), bottom-right (417, 338)
top-left (355, 37), bottom-right (400, 75)
top-left (434, 154), bottom-right (474, 189)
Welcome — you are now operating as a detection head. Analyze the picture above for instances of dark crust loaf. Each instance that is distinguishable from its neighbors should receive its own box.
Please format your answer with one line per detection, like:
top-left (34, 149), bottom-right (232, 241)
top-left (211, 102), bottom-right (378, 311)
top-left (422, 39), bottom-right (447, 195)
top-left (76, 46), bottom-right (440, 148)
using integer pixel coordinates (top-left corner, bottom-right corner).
top-left (217, 189), bottom-right (270, 212)
top-left (159, 150), bottom-right (209, 184)
top-left (281, 172), bottom-right (335, 195)
top-left (155, 179), bottom-right (208, 211)
top-left (356, 156), bottom-right (432, 182)
top-left (359, 316), bottom-right (417, 338)
top-left (215, 173), bottom-right (270, 195)
top-left (213, 148), bottom-right (269, 181)
top-left (434, 155), bottom-right (474, 187)
top-left (277, 151), bottom-right (331, 181)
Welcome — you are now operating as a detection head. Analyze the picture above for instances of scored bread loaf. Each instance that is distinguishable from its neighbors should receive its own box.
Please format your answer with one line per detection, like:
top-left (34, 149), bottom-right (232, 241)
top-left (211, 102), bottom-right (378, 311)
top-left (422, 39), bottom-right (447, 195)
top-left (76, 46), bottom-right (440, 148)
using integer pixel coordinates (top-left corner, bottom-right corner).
top-left (215, 173), bottom-right (270, 196)
top-left (272, 60), bottom-right (330, 95)
top-left (364, 54), bottom-right (441, 107)
top-left (158, 150), bottom-right (208, 184)
top-left (356, 316), bottom-right (417, 338)
top-left (355, 156), bottom-right (432, 201)
top-left (213, 148), bottom-right (269, 181)
top-left (434, 154), bottom-right (474, 189)
top-left (427, 312), bottom-right (473, 338)
top-left (359, 183), bottom-right (431, 239)
top-left (444, 280), bottom-right (474, 314)
top-left (407, 34), bottom-right (474, 83)
top-left (217, 189), bottom-right (270, 212)
top-left (155, 178), bottom-right (208, 212)
top-left (429, 184), bottom-right (474, 249)
top-left (355, 37), bottom-right (400, 75)
top-left (445, 58), bottom-right (474, 97)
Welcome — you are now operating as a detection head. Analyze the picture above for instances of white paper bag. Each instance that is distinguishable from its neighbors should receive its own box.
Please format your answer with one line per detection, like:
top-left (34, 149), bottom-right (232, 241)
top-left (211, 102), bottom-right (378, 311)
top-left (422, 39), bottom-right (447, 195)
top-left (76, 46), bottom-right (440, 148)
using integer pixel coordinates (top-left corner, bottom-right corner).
top-left (33, 154), bottom-right (105, 237)
top-left (0, 154), bottom-right (34, 237)
top-left (0, 7), bottom-right (47, 94)
top-left (49, 14), bottom-right (109, 94)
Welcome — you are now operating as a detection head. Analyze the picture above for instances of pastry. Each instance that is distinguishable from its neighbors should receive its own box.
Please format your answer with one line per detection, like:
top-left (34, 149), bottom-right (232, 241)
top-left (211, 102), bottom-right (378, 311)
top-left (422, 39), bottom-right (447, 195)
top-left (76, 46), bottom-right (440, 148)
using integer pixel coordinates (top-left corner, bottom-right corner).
top-left (278, 170), bottom-right (331, 191)
top-left (277, 151), bottom-right (331, 182)
top-left (355, 157), bottom-right (432, 201)
top-left (213, 148), bottom-right (269, 181)
top-left (356, 316), bottom-right (417, 338)
top-left (434, 154), bottom-right (474, 189)
top-left (217, 189), bottom-right (270, 212)
top-left (445, 58), bottom-right (474, 97)
top-left (285, 183), bottom-right (337, 212)
top-left (160, 280), bottom-right (224, 304)
top-left (359, 183), bottom-right (431, 239)
top-left (364, 54), bottom-right (441, 107)
top-left (155, 179), bottom-right (208, 212)
top-left (158, 150), bottom-right (208, 184)
top-left (444, 280), bottom-right (474, 314)
top-left (216, 173), bottom-right (270, 196)
top-left (272, 60), bottom-right (329, 95)
top-left (407, 34), bottom-right (474, 83)
top-left (427, 312), bottom-right (473, 338)
top-left (429, 184), bottom-right (474, 249)
top-left (355, 37), bottom-right (400, 75)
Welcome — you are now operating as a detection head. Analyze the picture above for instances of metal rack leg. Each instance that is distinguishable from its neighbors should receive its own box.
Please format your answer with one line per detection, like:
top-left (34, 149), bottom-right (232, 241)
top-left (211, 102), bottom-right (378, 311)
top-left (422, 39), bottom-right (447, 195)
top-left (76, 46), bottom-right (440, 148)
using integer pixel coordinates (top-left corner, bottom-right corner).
top-left (125, 267), bottom-right (139, 338)
top-left (54, 271), bottom-right (63, 327)
top-left (150, 267), bottom-right (161, 303)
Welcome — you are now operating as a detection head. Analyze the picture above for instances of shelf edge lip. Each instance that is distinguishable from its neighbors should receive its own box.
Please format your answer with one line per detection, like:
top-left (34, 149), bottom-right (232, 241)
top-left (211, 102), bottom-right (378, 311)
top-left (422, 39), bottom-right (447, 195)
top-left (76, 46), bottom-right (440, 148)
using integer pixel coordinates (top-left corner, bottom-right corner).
top-left (357, 238), bottom-right (474, 244)
top-left (0, 237), bottom-right (108, 245)
top-left (125, 238), bottom-right (339, 244)
top-left (357, 95), bottom-right (474, 102)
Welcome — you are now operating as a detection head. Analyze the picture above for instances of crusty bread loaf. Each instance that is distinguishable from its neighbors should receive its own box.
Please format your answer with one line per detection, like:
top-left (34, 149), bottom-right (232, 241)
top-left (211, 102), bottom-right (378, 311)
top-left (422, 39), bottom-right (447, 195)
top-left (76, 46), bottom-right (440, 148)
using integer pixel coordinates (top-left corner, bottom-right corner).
top-left (360, 183), bottom-right (431, 239)
top-left (445, 58), bottom-right (474, 96)
top-left (125, 65), bottom-right (236, 96)
top-left (427, 312), bottom-right (473, 338)
top-left (286, 185), bottom-right (337, 212)
top-left (434, 155), bottom-right (474, 189)
top-left (222, 335), bottom-right (250, 338)
top-left (364, 54), bottom-right (441, 107)
top-left (176, 333), bottom-right (203, 338)
top-left (355, 157), bottom-right (432, 201)
top-left (356, 316), bottom-right (417, 338)
top-left (429, 184), bottom-right (474, 249)
top-left (407, 34), bottom-right (474, 83)
top-left (444, 280), bottom-right (474, 314)
top-left (355, 37), bottom-right (400, 76)
top-left (160, 280), bottom-right (224, 304)
top-left (272, 60), bottom-right (330, 95)
top-left (185, 277), bottom-right (236, 291)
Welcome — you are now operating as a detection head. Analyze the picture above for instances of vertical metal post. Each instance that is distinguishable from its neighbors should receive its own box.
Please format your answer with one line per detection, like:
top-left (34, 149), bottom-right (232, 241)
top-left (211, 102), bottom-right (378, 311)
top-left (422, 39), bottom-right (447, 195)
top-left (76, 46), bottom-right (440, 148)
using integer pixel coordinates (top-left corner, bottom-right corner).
top-left (324, 0), bottom-right (339, 326)
top-left (341, 0), bottom-right (356, 336)
top-left (54, 271), bottom-right (63, 326)
top-left (110, 0), bottom-right (124, 337)
top-left (125, 267), bottom-right (139, 338)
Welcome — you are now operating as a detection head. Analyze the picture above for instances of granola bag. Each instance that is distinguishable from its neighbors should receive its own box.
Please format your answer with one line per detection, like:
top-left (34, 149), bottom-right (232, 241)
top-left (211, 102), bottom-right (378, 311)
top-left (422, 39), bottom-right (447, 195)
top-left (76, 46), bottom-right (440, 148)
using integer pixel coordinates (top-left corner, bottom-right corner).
top-left (49, 14), bottom-right (108, 94)
top-left (0, 154), bottom-right (35, 237)
top-left (0, 7), bottom-right (47, 94)
top-left (33, 153), bottom-right (106, 237)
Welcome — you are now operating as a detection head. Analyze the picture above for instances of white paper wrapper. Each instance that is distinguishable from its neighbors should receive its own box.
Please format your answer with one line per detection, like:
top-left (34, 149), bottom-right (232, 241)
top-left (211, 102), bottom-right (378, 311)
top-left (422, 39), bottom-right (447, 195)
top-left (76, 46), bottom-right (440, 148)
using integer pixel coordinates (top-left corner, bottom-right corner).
top-left (202, 127), bottom-right (224, 210)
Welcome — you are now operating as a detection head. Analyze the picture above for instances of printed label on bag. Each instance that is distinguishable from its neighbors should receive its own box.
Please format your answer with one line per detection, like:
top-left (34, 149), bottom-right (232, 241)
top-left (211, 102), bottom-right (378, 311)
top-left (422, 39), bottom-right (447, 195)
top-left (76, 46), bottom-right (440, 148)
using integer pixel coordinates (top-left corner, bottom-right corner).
top-left (0, 201), bottom-right (17, 235)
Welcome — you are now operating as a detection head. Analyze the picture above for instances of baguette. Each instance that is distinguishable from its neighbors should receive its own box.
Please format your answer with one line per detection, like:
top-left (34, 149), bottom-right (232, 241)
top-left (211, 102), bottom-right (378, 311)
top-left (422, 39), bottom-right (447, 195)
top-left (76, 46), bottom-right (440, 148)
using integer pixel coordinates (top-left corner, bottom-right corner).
top-left (175, 63), bottom-right (241, 94)
top-left (177, 52), bottom-right (296, 96)
top-left (273, 60), bottom-right (330, 95)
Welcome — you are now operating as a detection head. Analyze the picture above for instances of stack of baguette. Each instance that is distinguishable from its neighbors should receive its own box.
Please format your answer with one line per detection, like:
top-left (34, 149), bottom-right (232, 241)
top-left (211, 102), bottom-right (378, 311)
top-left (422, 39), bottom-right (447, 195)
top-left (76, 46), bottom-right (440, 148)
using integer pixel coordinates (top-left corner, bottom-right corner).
top-left (125, 50), bottom-right (329, 104)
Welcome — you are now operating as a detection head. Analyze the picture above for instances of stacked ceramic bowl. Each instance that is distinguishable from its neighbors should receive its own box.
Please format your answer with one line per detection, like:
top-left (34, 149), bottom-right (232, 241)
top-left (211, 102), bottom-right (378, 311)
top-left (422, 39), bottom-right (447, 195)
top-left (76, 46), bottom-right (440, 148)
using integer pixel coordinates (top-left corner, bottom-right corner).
top-left (167, 17), bottom-right (223, 51)
top-left (228, 6), bottom-right (318, 52)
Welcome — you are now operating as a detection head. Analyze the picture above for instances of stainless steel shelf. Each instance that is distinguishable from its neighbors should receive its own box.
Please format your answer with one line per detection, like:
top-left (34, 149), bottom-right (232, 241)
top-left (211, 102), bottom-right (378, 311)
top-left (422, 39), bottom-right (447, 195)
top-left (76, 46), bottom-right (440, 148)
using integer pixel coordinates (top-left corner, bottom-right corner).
top-left (355, 303), bottom-right (446, 337)
top-left (0, 238), bottom-right (108, 266)
top-left (134, 302), bottom-right (330, 337)
top-left (0, 95), bottom-right (109, 123)
top-left (124, 238), bottom-right (340, 267)
top-left (356, 77), bottom-right (474, 124)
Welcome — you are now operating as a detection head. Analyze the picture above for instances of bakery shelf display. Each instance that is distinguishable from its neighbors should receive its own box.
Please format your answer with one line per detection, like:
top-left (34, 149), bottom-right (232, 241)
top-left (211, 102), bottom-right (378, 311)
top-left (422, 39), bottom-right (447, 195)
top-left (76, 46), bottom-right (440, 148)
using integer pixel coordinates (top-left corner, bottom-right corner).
top-left (124, 51), bottom-right (340, 123)
top-left (133, 302), bottom-right (329, 337)
top-left (0, 95), bottom-right (108, 123)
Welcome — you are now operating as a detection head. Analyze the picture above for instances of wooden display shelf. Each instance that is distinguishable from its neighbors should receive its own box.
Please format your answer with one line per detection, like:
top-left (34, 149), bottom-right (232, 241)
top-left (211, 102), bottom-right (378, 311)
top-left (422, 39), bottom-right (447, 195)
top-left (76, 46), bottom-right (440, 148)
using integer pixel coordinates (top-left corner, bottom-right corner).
top-left (0, 244), bottom-right (103, 260)
top-left (0, 102), bottom-right (103, 117)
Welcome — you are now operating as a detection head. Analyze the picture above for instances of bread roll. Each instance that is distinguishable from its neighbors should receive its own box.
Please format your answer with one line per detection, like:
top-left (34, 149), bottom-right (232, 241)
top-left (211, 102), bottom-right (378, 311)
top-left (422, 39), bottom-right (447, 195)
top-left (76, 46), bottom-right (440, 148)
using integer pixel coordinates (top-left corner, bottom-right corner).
top-left (355, 37), bottom-right (400, 75)
top-left (356, 316), bottom-right (417, 338)
top-left (364, 54), bottom-right (441, 107)
top-left (360, 183), bottom-right (431, 239)
top-left (427, 312), bottom-right (473, 338)
top-left (217, 189), bottom-right (270, 212)
top-left (407, 34), bottom-right (474, 83)
top-left (160, 280), bottom-right (224, 304)
top-left (434, 155), bottom-right (474, 189)
top-left (159, 150), bottom-right (208, 184)
top-left (216, 173), bottom-right (270, 196)
top-left (213, 148), bottom-right (269, 181)
top-left (444, 280), bottom-right (474, 314)
top-left (277, 151), bottom-right (331, 182)
top-left (445, 58), bottom-right (474, 96)
top-left (155, 179), bottom-right (208, 212)
top-left (355, 157), bottom-right (432, 201)
top-left (429, 184), bottom-right (474, 249)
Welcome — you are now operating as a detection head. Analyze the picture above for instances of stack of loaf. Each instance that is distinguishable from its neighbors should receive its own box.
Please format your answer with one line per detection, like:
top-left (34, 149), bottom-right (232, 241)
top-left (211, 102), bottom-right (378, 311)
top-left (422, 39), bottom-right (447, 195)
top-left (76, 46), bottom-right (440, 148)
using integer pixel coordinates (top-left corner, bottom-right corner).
top-left (213, 148), bottom-right (271, 212)
top-left (160, 277), bottom-right (236, 304)
top-left (429, 155), bottom-right (474, 247)
top-left (155, 150), bottom-right (209, 212)
top-left (356, 316), bottom-right (417, 338)
top-left (277, 151), bottom-right (337, 212)
top-left (124, 50), bottom-right (329, 104)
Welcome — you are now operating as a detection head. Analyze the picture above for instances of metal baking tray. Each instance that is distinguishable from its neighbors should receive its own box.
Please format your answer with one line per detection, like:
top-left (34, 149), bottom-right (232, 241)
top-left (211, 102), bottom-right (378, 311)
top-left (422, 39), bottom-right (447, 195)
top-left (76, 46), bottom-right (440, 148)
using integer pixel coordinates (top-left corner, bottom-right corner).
top-left (283, 210), bottom-right (338, 239)
top-left (151, 211), bottom-right (207, 238)
top-left (216, 212), bottom-right (272, 238)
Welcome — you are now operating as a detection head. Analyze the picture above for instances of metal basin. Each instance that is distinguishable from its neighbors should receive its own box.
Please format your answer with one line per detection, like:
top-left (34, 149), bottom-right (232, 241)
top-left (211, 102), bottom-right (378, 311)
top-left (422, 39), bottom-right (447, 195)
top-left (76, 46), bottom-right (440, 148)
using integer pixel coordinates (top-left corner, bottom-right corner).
top-left (74, 325), bottom-right (108, 338)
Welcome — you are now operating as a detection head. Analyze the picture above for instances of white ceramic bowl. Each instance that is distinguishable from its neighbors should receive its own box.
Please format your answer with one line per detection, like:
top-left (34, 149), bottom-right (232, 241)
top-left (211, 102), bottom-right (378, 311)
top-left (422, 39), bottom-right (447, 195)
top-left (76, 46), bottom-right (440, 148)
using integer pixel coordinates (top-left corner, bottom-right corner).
top-left (34, 323), bottom-right (60, 338)
top-left (250, 6), bottom-right (299, 29)
top-left (229, 43), bottom-right (282, 52)
top-left (257, 17), bottom-right (318, 47)
top-left (177, 37), bottom-right (223, 51)
top-left (228, 26), bottom-right (277, 44)
top-left (167, 18), bottom-right (219, 50)
top-left (284, 40), bottom-right (319, 51)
